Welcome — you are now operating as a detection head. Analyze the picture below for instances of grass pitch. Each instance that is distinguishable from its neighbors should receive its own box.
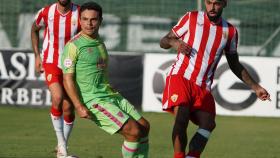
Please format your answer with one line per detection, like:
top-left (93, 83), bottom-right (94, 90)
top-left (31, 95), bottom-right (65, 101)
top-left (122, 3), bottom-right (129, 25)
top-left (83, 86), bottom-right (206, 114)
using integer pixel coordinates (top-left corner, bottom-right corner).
top-left (0, 105), bottom-right (279, 158)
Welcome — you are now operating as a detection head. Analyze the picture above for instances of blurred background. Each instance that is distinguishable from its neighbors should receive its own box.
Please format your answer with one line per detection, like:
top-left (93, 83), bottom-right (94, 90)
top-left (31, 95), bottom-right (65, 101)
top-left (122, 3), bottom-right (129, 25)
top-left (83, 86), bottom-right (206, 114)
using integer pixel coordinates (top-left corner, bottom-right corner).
top-left (0, 0), bottom-right (279, 56)
top-left (1, 1), bottom-right (280, 158)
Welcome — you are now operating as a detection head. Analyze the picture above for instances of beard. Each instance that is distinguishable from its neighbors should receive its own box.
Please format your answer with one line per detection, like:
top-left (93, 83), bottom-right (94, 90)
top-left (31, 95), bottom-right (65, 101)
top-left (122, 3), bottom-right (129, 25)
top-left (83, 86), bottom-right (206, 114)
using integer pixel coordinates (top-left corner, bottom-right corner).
top-left (58, 0), bottom-right (71, 7)
top-left (207, 10), bottom-right (223, 22)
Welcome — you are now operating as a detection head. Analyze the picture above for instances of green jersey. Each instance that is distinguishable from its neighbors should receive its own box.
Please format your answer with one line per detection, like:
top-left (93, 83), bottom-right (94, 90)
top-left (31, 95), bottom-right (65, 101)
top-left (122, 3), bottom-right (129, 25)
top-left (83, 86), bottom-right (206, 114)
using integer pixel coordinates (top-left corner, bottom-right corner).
top-left (61, 33), bottom-right (117, 105)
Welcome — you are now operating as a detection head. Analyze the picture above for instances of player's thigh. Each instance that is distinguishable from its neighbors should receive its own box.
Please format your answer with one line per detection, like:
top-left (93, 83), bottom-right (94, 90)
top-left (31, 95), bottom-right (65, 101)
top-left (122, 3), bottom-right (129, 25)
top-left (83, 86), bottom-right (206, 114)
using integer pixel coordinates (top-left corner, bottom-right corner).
top-left (87, 100), bottom-right (130, 135)
top-left (118, 97), bottom-right (142, 121)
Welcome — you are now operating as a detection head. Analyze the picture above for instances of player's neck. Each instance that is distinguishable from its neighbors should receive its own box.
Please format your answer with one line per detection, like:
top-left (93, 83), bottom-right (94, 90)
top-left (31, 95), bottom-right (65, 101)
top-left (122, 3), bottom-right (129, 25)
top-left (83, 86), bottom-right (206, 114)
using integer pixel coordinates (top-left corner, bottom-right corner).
top-left (81, 32), bottom-right (99, 39)
top-left (57, 3), bottom-right (71, 14)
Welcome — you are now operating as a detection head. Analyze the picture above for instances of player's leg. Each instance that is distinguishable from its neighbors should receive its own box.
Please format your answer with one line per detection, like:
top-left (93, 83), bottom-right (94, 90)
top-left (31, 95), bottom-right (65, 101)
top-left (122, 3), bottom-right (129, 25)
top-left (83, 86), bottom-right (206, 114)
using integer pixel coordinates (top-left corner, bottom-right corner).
top-left (136, 117), bottom-right (150, 158)
top-left (48, 82), bottom-right (67, 157)
top-left (87, 100), bottom-right (141, 158)
top-left (186, 90), bottom-right (216, 158)
top-left (119, 118), bottom-right (142, 158)
top-left (44, 64), bottom-right (72, 157)
top-left (118, 97), bottom-right (150, 158)
top-left (162, 75), bottom-right (192, 158)
top-left (173, 105), bottom-right (190, 158)
top-left (186, 111), bottom-right (215, 158)
top-left (62, 96), bottom-right (75, 146)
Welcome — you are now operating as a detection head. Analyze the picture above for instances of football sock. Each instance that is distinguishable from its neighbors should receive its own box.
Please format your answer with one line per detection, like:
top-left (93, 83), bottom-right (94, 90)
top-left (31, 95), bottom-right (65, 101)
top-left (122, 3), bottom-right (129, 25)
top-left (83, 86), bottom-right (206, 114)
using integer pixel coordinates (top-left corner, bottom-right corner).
top-left (50, 106), bottom-right (65, 146)
top-left (137, 136), bottom-right (149, 158)
top-left (186, 128), bottom-right (211, 158)
top-left (63, 115), bottom-right (75, 145)
top-left (122, 141), bottom-right (139, 158)
top-left (174, 152), bottom-right (185, 158)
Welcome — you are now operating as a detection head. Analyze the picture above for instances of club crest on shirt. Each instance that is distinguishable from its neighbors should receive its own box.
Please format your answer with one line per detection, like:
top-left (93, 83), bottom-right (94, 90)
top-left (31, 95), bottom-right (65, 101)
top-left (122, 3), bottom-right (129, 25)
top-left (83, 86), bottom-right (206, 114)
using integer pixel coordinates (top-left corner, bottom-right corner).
top-left (64, 58), bottom-right (73, 68)
top-left (47, 74), bottom-right (52, 82)
top-left (171, 94), bottom-right (178, 103)
top-left (87, 47), bottom-right (93, 53)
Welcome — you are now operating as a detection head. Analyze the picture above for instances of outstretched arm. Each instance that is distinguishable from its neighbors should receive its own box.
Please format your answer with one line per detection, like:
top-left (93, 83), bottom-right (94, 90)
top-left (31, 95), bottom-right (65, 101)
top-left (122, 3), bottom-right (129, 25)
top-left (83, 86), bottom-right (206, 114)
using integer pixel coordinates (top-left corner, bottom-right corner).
top-left (63, 73), bottom-right (92, 119)
top-left (31, 22), bottom-right (44, 73)
top-left (225, 52), bottom-right (271, 101)
top-left (160, 31), bottom-right (192, 55)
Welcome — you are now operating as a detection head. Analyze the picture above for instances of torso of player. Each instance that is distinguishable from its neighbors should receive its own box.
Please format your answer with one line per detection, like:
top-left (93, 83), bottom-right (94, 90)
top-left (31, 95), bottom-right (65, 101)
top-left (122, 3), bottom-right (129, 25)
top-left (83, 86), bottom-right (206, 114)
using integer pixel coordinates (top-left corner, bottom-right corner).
top-left (170, 11), bottom-right (237, 90)
top-left (36, 3), bottom-right (80, 66)
top-left (71, 34), bottom-right (117, 101)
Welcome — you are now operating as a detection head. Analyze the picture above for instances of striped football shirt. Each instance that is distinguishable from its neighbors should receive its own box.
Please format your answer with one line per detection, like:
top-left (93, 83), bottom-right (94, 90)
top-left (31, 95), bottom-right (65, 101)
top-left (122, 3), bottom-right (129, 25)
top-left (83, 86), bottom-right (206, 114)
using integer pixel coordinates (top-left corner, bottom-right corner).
top-left (34, 2), bottom-right (80, 68)
top-left (170, 11), bottom-right (238, 90)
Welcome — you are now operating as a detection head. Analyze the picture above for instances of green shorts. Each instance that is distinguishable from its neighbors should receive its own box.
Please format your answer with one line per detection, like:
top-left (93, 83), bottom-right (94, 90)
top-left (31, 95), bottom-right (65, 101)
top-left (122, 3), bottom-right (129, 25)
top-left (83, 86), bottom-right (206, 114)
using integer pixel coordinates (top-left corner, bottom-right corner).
top-left (86, 94), bottom-right (142, 135)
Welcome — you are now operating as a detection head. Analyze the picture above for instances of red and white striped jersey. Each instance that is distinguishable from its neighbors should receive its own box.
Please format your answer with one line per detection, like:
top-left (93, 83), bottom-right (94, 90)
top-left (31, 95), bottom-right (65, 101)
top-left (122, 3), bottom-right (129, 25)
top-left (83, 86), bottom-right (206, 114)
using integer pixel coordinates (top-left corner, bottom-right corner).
top-left (169, 11), bottom-right (238, 90)
top-left (34, 3), bottom-right (80, 68)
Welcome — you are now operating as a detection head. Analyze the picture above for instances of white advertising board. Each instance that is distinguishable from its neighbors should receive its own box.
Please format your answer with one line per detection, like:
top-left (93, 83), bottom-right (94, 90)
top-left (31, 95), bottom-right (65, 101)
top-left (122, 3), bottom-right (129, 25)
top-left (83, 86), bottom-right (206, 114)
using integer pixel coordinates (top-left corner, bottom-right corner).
top-left (142, 53), bottom-right (280, 117)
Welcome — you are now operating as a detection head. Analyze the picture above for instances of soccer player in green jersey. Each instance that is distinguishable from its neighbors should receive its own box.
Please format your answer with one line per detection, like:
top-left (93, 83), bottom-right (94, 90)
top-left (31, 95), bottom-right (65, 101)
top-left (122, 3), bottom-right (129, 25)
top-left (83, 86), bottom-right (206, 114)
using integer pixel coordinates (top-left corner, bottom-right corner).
top-left (61, 2), bottom-right (150, 157)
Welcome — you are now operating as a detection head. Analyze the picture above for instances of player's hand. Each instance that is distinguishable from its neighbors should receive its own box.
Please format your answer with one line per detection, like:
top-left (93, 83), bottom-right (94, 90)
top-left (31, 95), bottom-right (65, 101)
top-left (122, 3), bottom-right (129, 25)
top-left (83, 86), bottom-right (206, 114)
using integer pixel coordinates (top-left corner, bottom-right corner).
top-left (77, 105), bottom-right (92, 119)
top-left (177, 41), bottom-right (192, 55)
top-left (35, 55), bottom-right (44, 73)
top-left (255, 86), bottom-right (271, 101)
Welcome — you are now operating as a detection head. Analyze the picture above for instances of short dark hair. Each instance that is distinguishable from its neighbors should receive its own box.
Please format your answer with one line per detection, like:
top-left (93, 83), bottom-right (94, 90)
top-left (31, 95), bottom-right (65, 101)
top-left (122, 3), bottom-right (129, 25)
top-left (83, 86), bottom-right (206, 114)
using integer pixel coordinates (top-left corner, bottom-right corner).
top-left (80, 1), bottom-right (103, 19)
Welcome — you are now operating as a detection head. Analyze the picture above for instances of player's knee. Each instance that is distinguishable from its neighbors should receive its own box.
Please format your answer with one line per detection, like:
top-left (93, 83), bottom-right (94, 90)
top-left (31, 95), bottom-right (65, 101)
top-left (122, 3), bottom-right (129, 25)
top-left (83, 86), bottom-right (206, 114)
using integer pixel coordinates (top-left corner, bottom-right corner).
top-left (51, 95), bottom-right (63, 106)
top-left (209, 121), bottom-right (216, 131)
top-left (123, 119), bottom-right (141, 140)
top-left (138, 118), bottom-right (150, 135)
top-left (201, 121), bottom-right (216, 132)
top-left (62, 100), bottom-right (75, 115)
top-left (143, 119), bottom-right (150, 134)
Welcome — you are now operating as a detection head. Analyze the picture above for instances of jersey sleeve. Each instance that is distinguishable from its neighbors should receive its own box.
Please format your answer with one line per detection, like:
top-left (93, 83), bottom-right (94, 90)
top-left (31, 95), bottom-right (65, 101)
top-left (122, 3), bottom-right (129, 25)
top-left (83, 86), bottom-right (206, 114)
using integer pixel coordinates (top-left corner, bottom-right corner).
top-left (172, 12), bottom-right (190, 38)
top-left (34, 8), bottom-right (46, 27)
top-left (61, 42), bottom-right (78, 74)
top-left (224, 27), bottom-right (238, 54)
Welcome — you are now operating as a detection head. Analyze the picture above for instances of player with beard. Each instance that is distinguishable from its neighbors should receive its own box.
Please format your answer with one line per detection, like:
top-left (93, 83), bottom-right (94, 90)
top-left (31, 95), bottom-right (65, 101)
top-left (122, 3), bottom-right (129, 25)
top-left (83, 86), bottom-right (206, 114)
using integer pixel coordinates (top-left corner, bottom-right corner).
top-left (31, 0), bottom-right (80, 157)
top-left (160, 0), bottom-right (271, 158)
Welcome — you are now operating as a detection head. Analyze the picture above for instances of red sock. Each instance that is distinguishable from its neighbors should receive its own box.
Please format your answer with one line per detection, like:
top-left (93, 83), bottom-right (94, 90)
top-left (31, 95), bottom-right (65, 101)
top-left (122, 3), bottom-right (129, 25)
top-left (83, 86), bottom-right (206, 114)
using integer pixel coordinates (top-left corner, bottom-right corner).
top-left (64, 115), bottom-right (75, 124)
top-left (50, 106), bottom-right (62, 117)
top-left (174, 152), bottom-right (185, 158)
top-left (186, 151), bottom-right (201, 158)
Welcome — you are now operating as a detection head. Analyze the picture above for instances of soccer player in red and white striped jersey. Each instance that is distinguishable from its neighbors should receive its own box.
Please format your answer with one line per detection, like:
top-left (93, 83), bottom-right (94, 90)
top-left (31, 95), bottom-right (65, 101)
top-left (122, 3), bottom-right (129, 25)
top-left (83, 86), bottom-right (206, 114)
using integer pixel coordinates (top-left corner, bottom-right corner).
top-left (31, 0), bottom-right (80, 157)
top-left (160, 0), bottom-right (271, 158)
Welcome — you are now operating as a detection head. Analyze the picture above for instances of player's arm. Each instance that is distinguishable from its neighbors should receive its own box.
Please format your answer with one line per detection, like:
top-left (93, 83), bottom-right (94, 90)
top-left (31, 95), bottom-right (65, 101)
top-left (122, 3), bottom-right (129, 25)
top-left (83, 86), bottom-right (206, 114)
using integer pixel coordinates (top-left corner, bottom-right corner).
top-left (63, 73), bottom-right (91, 119)
top-left (31, 22), bottom-right (44, 73)
top-left (160, 31), bottom-right (192, 55)
top-left (62, 42), bottom-right (91, 119)
top-left (225, 52), bottom-right (271, 101)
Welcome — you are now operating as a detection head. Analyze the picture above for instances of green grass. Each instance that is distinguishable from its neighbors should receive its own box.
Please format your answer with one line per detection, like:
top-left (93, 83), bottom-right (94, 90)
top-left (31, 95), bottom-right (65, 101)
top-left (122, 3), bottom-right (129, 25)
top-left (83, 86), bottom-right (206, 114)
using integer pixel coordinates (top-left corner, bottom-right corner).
top-left (0, 106), bottom-right (280, 158)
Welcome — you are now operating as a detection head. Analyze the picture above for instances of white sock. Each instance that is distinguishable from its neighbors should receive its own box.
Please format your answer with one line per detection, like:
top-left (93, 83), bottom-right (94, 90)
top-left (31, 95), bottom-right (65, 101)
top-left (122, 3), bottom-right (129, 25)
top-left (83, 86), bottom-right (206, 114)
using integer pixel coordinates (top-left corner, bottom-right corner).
top-left (63, 120), bottom-right (74, 145)
top-left (197, 128), bottom-right (211, 139)
top-left (50, 113), bottom-right (66, 146)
